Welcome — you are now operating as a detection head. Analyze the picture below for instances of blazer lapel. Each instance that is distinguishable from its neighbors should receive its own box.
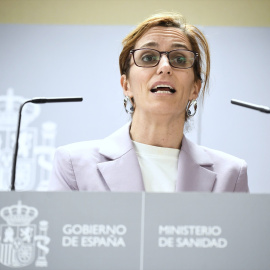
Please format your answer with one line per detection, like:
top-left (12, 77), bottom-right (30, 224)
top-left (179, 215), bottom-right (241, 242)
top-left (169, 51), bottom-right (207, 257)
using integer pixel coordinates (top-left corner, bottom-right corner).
top-left (97, 124), bottom-right (215, 192)
top-left (176, 136), bottom-right (216, 192)
top-left (97, 123), bottom-right (144, 191)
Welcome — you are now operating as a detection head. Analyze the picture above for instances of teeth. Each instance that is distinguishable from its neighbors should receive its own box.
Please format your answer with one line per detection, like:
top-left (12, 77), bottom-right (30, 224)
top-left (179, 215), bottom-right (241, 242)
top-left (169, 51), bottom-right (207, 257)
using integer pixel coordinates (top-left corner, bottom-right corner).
top-left (155, 90), bottom-right (172, 94)
top-left (153, 85), bottom-right (173, 89)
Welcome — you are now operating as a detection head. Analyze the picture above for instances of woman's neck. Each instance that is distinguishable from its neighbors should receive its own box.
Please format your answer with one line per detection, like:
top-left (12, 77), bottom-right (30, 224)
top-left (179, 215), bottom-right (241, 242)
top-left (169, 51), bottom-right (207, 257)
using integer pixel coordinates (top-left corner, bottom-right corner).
top-left (130, 112), bottom-right (185, 149)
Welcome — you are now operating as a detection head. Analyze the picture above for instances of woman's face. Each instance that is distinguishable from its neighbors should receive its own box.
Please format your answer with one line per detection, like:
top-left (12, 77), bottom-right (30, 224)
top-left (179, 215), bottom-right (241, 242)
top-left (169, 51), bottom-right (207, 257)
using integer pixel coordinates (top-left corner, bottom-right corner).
top-left (121, 26), bottom-right (201, 120)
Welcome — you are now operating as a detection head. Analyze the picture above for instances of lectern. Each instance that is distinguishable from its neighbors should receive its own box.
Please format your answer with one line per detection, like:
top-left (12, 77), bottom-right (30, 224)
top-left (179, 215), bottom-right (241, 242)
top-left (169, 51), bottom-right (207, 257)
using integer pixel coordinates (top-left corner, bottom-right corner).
top-left (0, 192), bottom-right (269, 270)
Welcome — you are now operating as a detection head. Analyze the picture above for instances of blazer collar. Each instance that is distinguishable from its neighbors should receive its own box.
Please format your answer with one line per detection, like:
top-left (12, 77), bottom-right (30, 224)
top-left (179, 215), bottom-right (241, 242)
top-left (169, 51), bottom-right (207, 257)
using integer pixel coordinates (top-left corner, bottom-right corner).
top-left (176, 136), bottom-right (216, 192)
top-left (97, 123), bottom-right (144, 191)
top-left (97, 123), bottom-right (216, 192)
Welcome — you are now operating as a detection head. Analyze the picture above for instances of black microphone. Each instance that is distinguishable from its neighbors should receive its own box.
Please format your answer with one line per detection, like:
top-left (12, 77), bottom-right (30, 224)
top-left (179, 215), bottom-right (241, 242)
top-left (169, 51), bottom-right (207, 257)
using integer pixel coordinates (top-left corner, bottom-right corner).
top-left (231, 99), bottom-right (270, 114)
top-left (10, 97), bottom-right (83, 191)
top-left (31, 97), bottom-right (83, 103)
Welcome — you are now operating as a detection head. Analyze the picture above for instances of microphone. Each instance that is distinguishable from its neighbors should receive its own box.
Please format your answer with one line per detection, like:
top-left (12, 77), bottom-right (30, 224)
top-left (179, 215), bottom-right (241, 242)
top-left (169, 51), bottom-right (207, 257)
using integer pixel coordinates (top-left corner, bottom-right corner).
top-left (10, 97), bottom-right (83, 191)
top-left (31, 97), bottom-right (83, 103)
top-left (231, 99), bottom-right (270, 114)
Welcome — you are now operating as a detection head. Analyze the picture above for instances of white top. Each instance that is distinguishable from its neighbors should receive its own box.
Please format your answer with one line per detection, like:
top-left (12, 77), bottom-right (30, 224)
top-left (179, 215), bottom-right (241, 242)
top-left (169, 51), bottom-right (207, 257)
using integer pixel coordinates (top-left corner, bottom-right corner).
top-left (132, 141), bottom-right (180, 192)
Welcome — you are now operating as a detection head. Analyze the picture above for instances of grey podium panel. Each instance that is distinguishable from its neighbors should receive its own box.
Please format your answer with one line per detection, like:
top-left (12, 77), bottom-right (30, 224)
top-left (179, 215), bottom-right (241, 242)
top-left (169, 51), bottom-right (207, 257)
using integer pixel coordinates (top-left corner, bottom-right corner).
top-left (0, 192), bottom-right (269, 270)
top-left (0, 192), bottom-right (142, 270)
top-left (143, 193), bottom-right (270, 270)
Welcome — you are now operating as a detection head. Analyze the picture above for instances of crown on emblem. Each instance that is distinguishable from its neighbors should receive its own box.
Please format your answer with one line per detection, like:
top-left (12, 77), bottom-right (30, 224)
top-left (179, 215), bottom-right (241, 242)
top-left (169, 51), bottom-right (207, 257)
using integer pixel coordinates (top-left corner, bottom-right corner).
top-left (0, 201), bottom-right (38, 226)
top-left (0, 88), bottom-right (41, 129)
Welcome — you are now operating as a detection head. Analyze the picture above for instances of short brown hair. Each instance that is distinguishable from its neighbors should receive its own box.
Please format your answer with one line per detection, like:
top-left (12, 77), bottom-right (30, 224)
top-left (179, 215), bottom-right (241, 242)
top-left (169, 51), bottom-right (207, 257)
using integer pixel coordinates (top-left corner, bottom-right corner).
top-left (119, 12), bottom-right (210, 99)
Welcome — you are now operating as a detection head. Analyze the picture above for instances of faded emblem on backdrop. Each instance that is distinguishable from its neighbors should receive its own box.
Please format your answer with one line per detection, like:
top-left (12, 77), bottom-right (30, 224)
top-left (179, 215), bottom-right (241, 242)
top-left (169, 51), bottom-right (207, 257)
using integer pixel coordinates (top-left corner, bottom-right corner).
top-left (0, 201), bottom-right (50, 268)
top-left (0, 88), bottom-right (57, 190)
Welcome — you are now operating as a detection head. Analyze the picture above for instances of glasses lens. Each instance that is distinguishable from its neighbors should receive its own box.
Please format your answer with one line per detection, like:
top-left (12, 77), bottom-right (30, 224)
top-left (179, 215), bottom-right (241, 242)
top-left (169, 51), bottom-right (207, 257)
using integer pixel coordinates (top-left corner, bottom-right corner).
top-left (134, 49), bottom-right (160, 67)
top-left (169, 50), bottom-right (195, 68)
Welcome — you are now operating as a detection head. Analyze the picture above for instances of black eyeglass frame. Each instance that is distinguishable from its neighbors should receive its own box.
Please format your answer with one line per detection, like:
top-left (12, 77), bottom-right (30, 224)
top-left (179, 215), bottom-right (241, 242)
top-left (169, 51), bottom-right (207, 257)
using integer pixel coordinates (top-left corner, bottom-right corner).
top-left (130, 48), bottom-right (198, 69)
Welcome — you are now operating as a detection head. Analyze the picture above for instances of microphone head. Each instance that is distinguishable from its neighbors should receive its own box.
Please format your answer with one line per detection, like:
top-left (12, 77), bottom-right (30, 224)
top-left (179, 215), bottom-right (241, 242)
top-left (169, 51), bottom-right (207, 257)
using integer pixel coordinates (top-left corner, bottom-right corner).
top-left (30, 97), bottom-right (83, 104)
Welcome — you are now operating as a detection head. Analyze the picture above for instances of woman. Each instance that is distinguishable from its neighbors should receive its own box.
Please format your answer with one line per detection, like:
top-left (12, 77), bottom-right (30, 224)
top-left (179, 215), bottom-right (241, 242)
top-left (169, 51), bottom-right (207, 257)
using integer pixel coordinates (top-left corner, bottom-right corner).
top-left (49, 13), bottom-right (249, 192)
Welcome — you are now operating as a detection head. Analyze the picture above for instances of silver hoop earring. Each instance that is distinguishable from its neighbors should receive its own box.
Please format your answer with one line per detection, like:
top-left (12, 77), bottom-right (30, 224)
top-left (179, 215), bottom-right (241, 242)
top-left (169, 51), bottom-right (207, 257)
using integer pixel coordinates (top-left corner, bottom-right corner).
top-left (186, 100), bottom-right (197, 117)
top-left (124, 96), bottom-right (134, 114)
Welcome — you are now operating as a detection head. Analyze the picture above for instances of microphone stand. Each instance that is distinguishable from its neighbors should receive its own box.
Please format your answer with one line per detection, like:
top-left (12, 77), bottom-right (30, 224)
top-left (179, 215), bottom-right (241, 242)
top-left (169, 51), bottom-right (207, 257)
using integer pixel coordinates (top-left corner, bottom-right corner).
top-left (10, 97), bottom-right (83, 191)
top-left (231, 99), bottom-right (270, 114)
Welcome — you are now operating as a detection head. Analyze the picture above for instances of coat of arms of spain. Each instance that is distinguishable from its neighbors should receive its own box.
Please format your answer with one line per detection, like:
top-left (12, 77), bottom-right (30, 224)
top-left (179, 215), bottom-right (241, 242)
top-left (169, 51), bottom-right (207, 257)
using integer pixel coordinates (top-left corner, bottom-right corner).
top-left (0, 88), bottom-right (57, 191)
top-left (0, 201), bottom-right (50, 268)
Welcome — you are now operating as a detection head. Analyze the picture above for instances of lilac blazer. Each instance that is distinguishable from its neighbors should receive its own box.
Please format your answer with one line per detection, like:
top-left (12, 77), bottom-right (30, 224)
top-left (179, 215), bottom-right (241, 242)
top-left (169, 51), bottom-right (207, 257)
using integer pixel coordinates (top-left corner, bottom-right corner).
top-left (49, 123), bottom-right (249, 192)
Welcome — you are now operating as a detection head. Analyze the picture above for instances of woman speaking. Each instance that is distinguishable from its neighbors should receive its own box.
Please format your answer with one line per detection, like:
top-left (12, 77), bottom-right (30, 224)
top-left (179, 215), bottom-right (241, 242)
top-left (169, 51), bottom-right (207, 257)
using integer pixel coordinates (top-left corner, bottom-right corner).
top-left (49, 12), bottom-right (249, 192)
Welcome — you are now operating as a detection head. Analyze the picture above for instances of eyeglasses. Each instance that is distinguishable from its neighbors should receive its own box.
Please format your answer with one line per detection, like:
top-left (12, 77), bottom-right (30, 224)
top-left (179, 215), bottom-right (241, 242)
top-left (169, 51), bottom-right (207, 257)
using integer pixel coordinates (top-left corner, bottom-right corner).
top-left (130, 48), bottom-right (198, 69)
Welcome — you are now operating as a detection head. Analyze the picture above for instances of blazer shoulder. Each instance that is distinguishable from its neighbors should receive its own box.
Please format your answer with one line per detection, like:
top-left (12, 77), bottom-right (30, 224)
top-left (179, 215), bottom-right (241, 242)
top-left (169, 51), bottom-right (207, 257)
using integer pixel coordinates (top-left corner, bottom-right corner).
top-left (56, 139), bottom-right (106, 163)
top-left (200, 145), bottom-right (248, 192)
top-left (200, 145), bottom-right (246, 167)
top-left (182, 137), bottom-right (248, 192)
top-left (49, 139), bottom-right (107, 191)
top-left (182, 135), bottom-right (246, 167)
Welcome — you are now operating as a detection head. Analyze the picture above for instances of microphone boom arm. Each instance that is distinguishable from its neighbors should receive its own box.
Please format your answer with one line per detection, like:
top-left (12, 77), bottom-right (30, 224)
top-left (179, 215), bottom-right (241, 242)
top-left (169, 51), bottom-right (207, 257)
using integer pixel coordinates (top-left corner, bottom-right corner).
top-left (11, 100), bottom-right (32, 191)
top-left (231, 99), bottom-right (270, 113)
top-left (10, 96), bottom-right (83, 191)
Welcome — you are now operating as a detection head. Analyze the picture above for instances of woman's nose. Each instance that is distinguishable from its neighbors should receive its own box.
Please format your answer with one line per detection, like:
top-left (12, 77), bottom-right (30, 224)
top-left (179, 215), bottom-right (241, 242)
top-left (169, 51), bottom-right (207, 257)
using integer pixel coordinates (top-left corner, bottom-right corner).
top-left (156, 54), bottom-right (172, 74)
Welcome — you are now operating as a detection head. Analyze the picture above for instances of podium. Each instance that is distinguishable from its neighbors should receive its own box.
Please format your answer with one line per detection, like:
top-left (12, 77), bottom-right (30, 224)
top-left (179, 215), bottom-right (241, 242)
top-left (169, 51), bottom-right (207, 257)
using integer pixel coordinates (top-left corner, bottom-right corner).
top-left (0, 192), bottom-right (269, 270)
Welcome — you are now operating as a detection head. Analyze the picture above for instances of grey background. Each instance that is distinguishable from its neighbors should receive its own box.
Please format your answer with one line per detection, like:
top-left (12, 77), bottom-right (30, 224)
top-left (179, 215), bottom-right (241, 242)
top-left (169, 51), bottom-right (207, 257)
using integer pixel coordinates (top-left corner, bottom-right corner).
top-left (0, 25), bottom-right (269, 192)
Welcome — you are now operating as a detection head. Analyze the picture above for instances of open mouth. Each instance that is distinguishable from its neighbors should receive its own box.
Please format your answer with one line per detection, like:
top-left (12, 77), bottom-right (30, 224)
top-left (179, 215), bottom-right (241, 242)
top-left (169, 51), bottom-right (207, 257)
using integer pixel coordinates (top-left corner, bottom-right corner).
top-left (150, 85), bottom-right (176, 94)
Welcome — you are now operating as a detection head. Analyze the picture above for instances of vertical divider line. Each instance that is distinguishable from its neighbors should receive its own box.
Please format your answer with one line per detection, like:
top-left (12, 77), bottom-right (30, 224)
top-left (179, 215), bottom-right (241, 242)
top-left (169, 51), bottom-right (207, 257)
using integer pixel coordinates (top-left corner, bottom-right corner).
top-left (140, 192), bottom-right (145, 270)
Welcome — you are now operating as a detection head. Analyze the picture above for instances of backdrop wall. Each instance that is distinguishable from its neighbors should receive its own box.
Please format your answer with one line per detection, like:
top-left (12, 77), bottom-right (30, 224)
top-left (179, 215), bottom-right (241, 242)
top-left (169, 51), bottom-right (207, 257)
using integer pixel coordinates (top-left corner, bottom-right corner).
top-left (0, 24), bottom-right (269, 192)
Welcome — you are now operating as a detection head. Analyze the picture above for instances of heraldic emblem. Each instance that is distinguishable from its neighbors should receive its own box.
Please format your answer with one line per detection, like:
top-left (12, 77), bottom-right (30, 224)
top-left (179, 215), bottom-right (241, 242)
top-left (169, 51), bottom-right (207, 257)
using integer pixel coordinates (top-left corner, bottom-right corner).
top-left (0, 201), bottom-right (50, 268)
top-left (0, 88), bottom-right (57, 191)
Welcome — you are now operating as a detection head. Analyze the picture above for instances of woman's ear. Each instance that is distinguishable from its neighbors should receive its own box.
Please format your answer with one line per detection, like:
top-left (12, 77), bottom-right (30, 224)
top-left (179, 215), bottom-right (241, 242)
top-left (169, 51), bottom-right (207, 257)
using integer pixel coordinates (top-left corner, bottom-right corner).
top-left (189, 79), bottom-right (202, 100)
top-left (121, 74), bottom-right (130, 96)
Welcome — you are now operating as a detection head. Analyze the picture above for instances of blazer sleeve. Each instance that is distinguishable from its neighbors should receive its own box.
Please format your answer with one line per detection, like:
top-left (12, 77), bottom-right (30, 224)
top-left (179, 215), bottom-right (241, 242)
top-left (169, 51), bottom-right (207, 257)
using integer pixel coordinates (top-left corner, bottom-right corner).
top-left (234, 159), bottom-right (249, 192)
top-left (48, 146), bottom-right (79, 191)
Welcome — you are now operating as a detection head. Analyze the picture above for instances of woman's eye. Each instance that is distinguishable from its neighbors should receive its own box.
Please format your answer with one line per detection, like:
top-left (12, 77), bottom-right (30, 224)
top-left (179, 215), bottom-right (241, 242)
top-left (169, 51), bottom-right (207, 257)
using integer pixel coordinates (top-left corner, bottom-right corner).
top-left (175, 56), bottom-right (187, 63)
top-left (141, 54), bottom-right (157, 62)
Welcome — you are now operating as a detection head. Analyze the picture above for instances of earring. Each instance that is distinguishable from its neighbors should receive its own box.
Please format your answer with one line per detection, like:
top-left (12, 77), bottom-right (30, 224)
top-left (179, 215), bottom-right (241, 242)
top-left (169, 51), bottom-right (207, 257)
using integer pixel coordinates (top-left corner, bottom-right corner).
top-left (186, 100), bottom-right (197, 117)
top-left (124, 96), bottom-right (135, 114)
